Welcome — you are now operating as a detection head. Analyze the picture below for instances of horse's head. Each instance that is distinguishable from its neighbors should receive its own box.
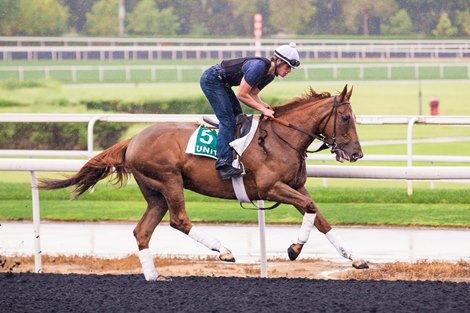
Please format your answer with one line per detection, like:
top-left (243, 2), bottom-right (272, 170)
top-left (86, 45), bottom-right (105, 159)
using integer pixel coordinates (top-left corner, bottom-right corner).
top-left (320, 85), bottom-right (363, 163)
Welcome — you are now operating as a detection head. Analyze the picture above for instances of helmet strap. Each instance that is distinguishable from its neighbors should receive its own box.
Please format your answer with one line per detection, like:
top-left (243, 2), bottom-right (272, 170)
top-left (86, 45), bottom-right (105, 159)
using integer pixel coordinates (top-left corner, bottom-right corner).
top-left (274, 59), bottom-right (281, 77)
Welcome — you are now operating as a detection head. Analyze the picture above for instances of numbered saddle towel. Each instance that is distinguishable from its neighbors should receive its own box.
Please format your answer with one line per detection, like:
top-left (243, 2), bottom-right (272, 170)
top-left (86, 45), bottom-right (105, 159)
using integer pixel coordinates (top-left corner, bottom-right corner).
top-left (185, 118), bottom-right (258, 160)
top-left (185, 119), bottom-right (259, 203)
top-left (185, 125), bottom-right (218, 159)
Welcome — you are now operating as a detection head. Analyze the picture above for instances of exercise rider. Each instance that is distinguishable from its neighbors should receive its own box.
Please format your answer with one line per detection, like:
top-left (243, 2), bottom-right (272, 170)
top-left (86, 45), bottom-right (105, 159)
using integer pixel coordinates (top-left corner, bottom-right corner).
top-left (200, 42), bottom-right (300, 180)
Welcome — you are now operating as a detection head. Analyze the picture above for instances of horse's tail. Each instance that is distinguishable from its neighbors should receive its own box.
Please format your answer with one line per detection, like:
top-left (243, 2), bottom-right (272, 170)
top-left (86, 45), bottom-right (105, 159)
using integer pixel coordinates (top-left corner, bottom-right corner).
top-left (38, 139), bottom-right (131, 197)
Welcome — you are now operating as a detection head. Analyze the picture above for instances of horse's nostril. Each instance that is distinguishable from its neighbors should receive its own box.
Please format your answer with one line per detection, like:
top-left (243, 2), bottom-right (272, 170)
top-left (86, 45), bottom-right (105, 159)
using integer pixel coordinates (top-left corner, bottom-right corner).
top-left (351, 152), bottom-right (363, 161)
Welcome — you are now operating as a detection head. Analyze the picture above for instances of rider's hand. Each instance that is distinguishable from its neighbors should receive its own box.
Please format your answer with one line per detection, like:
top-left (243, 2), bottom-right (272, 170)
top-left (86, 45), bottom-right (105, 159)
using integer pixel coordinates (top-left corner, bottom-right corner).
top-left (261, 107), bottom-right (275, 119)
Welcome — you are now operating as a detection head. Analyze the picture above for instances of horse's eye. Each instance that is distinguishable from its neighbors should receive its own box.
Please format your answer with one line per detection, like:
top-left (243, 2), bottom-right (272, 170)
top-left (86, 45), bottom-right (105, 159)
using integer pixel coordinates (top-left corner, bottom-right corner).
top-left (341, 115), bottom-right (350, 123)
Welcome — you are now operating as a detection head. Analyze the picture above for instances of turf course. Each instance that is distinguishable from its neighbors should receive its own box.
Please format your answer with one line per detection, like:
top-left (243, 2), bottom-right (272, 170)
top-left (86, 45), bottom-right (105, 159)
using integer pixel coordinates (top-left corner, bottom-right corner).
top-left (0, 180), bottom-right (469, 227)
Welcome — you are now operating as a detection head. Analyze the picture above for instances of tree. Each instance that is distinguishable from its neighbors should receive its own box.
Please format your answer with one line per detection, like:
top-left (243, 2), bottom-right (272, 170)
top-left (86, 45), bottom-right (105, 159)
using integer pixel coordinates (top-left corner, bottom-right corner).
top-left (0, 0), bottom-right (21, 35)
top-left (197, 1), bottom-right (237, 36)
top-left (307, 0), bottom-right (345, 35)
top-left (60, 0), bottom-right (94, 33)
top-left (456, 11), bottom-right (470, 36)
top-left (432, 12), bottom-right (457, 37)
top-left (85, 0), bottom-right (119, 36)
top-left (396, 0), bottom-right (468, 36)
top-left (17, 0), bottom-right (69, 36)
top-left (381, 9), bottom-right (412, 35)
top-left (342, 0), bottom-right (397, 36)
top-left (127, 0), bottom-right (179, 36)
top-left (269, 0), bottom-right (316, 35)
top-left (227, 0), bottom-right (267, 36)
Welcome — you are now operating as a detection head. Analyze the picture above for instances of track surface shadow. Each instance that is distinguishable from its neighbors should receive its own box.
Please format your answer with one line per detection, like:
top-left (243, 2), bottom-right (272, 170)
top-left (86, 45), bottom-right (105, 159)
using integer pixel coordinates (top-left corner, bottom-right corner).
top-left (1, 273), bottom-right (469, 313)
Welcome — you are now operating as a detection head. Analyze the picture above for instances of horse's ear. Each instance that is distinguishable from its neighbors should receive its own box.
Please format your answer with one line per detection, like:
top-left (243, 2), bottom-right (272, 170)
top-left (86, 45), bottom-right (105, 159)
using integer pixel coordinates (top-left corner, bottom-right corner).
top-left (346, 85), bottom-right (353, 100)
top-left (339, 84), bottom-right (348, 101)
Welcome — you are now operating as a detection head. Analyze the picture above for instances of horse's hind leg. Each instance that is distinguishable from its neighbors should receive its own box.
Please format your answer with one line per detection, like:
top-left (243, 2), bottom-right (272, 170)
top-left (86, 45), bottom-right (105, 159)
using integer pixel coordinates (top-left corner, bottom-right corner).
top-left (163, 179), bottom-right (235, 263)
top-left (289, 187), bottom-right (368, 269)
top-left (133, 180), bottom-right (171, 281)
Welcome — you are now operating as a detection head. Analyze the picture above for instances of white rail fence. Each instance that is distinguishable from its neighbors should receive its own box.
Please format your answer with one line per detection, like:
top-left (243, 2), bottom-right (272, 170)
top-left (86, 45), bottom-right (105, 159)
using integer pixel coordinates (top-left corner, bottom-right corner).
top-left (1, 113), bottom-right (469, 195)
top-left (1, 37), bottom-right (470, 61)
top-left (1, 114), bottom-right (469, 276)
top-left (2, 37), bottom-right (470, 47)
top-left (1, 113), bottom-right (469, 174)
top-left (1, 63), bottom-right (470, 83)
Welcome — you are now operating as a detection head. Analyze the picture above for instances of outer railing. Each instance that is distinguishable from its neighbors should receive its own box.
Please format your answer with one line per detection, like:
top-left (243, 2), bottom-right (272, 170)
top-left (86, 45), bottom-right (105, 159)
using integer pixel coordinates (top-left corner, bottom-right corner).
top-left (1, 113), bottom-right (470, 193)
top-left (1, 43), bottom-right (469, 61)
top-left (1, 63), bottom-right (469, 82)
top-left (1, 36), bottom-right (470, 46)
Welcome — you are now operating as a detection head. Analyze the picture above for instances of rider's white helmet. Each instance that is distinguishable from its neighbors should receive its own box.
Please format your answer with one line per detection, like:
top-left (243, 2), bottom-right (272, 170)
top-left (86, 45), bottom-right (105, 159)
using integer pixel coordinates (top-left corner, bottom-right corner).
top-left (274, 42), bottom-right (300, 68)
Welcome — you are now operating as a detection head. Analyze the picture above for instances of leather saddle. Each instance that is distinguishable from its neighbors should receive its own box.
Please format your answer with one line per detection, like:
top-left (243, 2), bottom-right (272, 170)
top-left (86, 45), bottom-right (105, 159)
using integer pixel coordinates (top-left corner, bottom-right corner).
top-left (202, 114), bottom-right (253, 139)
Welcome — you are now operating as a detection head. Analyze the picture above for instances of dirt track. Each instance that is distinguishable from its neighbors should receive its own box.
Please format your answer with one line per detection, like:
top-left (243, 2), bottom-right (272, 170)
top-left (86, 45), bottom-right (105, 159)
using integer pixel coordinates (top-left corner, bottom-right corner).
top-left (1, 272), bottom-right (469, 313)
top-left (1, 256), bottom-right (470, 312)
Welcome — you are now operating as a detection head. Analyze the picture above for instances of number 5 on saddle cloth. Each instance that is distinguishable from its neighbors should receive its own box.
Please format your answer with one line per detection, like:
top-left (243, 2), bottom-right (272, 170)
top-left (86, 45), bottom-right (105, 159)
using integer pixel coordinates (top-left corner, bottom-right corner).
top-left (186, 113), bottom-right (255, 160)
top-left (185, 114), bottom-right (258, 203)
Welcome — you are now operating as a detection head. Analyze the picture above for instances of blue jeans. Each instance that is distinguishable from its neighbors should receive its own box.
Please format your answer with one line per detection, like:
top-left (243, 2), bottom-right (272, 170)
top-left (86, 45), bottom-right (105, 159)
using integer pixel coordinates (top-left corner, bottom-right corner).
top-left (200, 65), bottom-right (242, 169)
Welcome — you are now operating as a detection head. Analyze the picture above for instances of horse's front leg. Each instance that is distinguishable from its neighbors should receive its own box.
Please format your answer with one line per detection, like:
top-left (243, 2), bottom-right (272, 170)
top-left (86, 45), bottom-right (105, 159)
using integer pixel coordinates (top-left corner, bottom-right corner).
top-left (289, 186), bottom-right (368, 269)
top-left (264, 182), bottom-right (320, 257)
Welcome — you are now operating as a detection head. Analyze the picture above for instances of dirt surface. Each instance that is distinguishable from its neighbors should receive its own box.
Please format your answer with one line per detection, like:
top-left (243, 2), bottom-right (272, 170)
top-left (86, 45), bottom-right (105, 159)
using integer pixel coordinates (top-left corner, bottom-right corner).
top-left (1, 256), bottom-right (469, 312)
top-left (1, 255), bottom-right (470, 282)
top-left (1, 272), bottom-right (469, 313)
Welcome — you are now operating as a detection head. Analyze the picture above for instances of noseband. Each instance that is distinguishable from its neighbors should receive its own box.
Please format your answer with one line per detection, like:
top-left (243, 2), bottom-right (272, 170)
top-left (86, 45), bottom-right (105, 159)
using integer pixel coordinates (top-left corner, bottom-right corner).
top-left (260, 96), bottom-right (350, 157)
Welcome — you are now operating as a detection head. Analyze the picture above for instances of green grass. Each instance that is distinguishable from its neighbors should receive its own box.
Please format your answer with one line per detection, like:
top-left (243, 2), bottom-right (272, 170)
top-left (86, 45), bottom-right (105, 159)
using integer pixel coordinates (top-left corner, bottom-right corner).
top-left (0, 182), bottom-right (468, 227)
top-left (1, 81), bottom-right (470, 117)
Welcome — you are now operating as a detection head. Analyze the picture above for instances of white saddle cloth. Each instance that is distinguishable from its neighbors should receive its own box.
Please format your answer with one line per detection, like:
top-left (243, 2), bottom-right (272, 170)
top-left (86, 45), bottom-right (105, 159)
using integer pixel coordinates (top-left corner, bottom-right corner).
top-left (229, 118), bottom-right (259, 203)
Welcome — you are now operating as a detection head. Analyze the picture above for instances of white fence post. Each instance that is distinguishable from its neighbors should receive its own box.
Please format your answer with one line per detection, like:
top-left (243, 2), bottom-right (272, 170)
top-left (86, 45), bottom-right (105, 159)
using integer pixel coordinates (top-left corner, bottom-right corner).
top-left (407, 117), bottom-right (418, 196)
top-left (87, 116), bottom-right (101, 158)
top-left (30, 170), bottom-right (42, 273)
top-left (257, 200), bottom-right (267, 278)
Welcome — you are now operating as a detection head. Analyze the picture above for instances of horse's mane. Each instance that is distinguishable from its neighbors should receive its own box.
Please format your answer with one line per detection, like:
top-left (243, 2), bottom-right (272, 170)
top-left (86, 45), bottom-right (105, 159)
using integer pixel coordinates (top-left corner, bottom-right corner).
top-left (273, 87), bottom-right (331, 114)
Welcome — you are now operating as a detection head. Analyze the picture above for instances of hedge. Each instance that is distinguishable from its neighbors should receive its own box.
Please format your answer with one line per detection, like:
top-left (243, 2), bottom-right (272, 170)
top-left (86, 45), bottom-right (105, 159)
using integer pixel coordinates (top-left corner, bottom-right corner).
top-left (0, 122), bottom-right (129, 150)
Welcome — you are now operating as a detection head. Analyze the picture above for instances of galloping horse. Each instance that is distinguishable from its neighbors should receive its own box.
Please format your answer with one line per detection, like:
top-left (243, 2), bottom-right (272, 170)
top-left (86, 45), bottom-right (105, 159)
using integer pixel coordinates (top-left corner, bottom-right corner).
top-left (39, 85), bottom-right (368, 281)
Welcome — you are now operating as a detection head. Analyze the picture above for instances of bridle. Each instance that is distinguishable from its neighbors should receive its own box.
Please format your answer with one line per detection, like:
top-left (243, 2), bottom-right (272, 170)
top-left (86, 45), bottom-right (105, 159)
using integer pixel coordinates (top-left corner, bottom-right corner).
top-left (249, 95), bottom-right (349, 211)
top-left (259, 96), bottom-right (350, 157)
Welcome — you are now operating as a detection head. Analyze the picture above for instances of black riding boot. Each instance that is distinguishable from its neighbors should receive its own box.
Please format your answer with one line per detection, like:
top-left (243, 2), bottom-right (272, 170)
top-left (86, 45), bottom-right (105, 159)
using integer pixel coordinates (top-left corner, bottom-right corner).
top-left (218, 165), bottom-right (243, 180)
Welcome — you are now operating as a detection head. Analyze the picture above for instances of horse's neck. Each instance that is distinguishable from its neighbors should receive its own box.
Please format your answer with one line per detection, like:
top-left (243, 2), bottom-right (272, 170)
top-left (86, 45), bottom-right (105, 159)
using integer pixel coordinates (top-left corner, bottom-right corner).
top-left (275, 98), bottom-right (332, 150)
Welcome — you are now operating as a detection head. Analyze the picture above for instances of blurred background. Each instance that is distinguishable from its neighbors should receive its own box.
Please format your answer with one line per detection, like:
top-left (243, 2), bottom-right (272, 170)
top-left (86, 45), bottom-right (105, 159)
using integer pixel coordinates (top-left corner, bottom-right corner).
top-left (1, 0), bottom-right (469, 38)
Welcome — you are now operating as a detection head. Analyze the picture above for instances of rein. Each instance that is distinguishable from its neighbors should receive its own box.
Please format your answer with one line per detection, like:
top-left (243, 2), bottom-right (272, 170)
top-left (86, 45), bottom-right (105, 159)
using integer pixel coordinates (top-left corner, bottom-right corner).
top-left (268, 96), bottom-right (349, 155)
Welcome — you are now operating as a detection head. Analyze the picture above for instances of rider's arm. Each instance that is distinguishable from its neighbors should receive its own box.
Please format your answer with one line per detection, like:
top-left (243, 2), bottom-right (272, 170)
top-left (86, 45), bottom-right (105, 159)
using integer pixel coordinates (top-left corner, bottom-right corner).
top-left (249, 87), bottom-right (273, 110)
top-left (237, 78), bottom-right (274, 117)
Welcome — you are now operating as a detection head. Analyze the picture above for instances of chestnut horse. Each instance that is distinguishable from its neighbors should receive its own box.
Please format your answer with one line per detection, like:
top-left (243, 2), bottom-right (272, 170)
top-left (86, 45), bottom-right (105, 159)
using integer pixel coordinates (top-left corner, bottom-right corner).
top-left (39, 85), bottom-right (368, 281)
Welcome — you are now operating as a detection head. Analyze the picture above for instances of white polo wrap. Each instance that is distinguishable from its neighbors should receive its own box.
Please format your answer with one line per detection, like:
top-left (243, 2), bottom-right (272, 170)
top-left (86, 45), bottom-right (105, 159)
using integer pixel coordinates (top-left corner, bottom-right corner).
top-left (189, 226), bottom-right (221, 252)
top-left (137, 248), bottom-right (158, 281)
top-left (297, 212), bottom-right (316, 244)
top-left (325, 229), bottom-right (352, 259)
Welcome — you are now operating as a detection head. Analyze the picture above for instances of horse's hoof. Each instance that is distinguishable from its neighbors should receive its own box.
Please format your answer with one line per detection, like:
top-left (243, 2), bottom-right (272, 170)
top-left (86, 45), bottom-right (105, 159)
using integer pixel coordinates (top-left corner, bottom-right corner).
top-left (287, 243), bottom-right (303, 261)
top-left (156, 275), bottom-right (173, 282)
top-left (219, 247), bottom-right (236, 263)
top-left (352, 259), bottom-right (369, 269)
